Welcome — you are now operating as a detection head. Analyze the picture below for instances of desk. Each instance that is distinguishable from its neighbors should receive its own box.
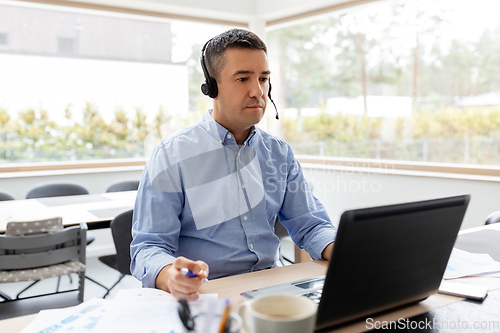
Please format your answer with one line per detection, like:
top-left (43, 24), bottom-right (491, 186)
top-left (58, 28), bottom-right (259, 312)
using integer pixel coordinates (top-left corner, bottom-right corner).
top-left (0, 191), bottom-right (137, 232)
top-left (3, 223), bottom-right (500, 332)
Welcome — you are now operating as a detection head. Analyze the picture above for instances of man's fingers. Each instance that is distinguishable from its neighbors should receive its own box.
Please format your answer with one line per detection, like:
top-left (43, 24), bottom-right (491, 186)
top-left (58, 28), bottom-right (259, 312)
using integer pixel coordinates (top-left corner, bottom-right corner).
top-left (168, 278), bottom-right (200, 294)
top-left (167, 257), bottom-right (209, 300)
top-left (170, 289), bottom-right (200, 301)
top-left (194, 260), bottom-right (209, 278)
top-left (172, 257), bottom-right (209, 279)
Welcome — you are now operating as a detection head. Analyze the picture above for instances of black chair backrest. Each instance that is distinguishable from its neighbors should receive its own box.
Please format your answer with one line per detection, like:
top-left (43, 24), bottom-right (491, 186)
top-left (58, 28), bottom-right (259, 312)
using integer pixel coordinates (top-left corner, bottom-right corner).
top-left (0, 190), bottom-right (15, 201)
top-left (26, 182), bottom-right (89, 199)
top-left (110, 209), bottom-right (133, 275)
top-left (106, 180), bottom-right (140, 193)
top-left (485, 211), bottom-right (500, 225)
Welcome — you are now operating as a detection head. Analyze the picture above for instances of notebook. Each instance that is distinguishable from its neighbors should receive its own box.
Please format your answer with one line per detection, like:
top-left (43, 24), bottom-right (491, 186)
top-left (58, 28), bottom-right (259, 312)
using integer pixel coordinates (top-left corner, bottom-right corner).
top-left (241, 195), bottom-right (470, 330)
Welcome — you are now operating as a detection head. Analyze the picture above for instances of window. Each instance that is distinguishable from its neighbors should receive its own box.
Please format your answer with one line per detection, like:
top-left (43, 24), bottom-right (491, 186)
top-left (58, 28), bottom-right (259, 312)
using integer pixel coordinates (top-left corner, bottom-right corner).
top-left (0, 2), bottom-right (231, 164)
top-left (267, 0), bottom-right (500, 166)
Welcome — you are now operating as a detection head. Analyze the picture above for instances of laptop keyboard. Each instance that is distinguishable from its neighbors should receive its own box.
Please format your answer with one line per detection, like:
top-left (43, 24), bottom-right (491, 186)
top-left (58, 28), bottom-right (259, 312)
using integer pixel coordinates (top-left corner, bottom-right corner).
top-left (302, 289), bottom-right (322, 304)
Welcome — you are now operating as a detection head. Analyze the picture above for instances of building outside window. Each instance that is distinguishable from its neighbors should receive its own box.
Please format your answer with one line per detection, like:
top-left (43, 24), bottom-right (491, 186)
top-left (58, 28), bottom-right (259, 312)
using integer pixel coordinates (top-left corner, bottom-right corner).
top-left (0, 1), bottom-right (229, 163)
top-left (268, 0), bottom-right (500, 166)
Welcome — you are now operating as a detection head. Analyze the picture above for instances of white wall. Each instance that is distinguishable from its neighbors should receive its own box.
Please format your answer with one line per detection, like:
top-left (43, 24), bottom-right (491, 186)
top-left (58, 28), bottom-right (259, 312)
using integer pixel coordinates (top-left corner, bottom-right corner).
top-left (303, 165), bottom-right (500, 230)
top-left (0, 168), bottom-right (143, 199)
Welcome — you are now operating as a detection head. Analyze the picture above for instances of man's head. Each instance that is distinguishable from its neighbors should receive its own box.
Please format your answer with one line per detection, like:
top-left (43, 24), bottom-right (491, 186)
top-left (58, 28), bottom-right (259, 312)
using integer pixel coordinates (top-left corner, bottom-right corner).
top-left (201, 29), bottom-right (272, 143)
top-left (201, 29), bottom-right (267, 96)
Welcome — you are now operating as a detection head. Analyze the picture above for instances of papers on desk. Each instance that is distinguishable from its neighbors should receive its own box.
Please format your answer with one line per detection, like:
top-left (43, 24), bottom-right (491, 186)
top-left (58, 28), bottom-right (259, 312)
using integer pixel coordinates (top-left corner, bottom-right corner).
top-left (444, 248), bottom-right (500, 279)
top-left (20, 289), bottom-right (219, 333)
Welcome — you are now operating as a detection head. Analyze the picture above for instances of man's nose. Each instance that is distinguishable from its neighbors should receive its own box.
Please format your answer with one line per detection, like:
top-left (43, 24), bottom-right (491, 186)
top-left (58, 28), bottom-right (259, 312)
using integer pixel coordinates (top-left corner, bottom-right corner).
top-left (249, 79), bottom-right (264, 98)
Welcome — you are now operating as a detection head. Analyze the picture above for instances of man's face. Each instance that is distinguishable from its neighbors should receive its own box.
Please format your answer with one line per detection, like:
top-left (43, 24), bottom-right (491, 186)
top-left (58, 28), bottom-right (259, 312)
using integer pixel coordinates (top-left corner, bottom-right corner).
top-left (212, 48), bottom-right (270, 135)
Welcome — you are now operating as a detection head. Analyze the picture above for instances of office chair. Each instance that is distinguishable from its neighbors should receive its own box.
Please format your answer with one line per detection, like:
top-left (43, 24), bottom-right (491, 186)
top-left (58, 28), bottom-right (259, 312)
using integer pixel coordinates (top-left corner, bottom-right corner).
top-left (26, 182), bottom-right (90, 199)
top-left (274, 216), bottom-right (293, 266)
top-left (25, 182), bottom-right (95, 285)
top-left (485, 211), bottom-right (500, 225)
top-left (0, 218), bottom-right (86, 319)
top-left (106, 180), bottom-right (140, 193)
top-left (274, 179), bottom-right (315, 266)
top-left (85, 209), bottom-right (133, 298)
top-left (0, 190), bottom-right (15, 201)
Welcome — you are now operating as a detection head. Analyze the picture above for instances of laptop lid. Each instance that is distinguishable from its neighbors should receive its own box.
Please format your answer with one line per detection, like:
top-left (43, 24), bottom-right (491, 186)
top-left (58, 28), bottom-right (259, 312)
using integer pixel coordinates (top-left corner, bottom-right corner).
top-left (315, 194), bottom-right (470, 330)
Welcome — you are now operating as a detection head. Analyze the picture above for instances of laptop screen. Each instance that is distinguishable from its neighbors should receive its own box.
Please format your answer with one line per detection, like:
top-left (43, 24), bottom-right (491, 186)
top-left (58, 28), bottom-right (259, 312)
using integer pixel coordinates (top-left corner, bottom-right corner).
top-left (316, 195), bottom-right (470, 329)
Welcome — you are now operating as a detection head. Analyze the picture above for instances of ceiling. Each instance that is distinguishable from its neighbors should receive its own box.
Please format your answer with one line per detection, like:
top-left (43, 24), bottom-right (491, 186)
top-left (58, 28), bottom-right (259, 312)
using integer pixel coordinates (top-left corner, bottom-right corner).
top-left (16, 0), bottom-right (379, 27)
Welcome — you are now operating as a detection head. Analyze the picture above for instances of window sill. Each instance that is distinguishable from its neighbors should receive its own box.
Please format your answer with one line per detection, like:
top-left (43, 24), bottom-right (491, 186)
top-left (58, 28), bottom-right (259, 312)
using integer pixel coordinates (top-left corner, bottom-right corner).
top-left (0, 159), bottom-right (147, 179)
top-left (297, 155), bottom-right (500, 183)
top-left (1, 156), bottom-right (500, 182)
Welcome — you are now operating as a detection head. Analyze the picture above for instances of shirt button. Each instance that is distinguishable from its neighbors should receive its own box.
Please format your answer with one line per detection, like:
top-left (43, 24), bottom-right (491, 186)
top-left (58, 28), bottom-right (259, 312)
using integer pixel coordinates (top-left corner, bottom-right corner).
top-left (227, 134), bottom-right (232, 139)
top-left (250, 243), bottom-right (254, 249)
top-left (219, 139), bottom-right (222, 143)
top-left (243, 215), bottom-right (248, 221)
top-left (241, 183), bottom-right (245, 189)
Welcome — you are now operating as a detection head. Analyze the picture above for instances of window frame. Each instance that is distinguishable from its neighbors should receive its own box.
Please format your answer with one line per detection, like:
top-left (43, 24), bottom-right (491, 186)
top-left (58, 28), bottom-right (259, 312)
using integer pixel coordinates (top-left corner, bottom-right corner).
top-left (2, 0), bottom-right (498, 181)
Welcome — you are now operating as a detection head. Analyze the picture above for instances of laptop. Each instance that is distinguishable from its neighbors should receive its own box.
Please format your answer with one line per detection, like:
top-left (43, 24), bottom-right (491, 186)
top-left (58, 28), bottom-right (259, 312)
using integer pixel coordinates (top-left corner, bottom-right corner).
top-left (241, 195), bottom-right (470, 330)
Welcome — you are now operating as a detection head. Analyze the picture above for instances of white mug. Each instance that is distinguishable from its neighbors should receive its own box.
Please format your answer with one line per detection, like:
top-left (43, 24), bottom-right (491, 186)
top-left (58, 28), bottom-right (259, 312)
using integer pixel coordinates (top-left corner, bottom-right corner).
top-left (238, 294), bottom-right (317, 333)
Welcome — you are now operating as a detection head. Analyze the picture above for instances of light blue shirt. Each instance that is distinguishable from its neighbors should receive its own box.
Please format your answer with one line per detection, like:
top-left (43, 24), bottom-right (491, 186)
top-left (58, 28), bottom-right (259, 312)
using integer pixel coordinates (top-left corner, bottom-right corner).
top-left (130, 110), bottom-right (337, 288)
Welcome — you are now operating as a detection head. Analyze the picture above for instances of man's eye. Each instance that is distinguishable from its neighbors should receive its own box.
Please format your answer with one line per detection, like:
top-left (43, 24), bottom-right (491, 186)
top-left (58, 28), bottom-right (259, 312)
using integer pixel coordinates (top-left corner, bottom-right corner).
top-left (238, 77), bottom-right (248, 82)
top-left (260, 77), bottom-right (269, 82)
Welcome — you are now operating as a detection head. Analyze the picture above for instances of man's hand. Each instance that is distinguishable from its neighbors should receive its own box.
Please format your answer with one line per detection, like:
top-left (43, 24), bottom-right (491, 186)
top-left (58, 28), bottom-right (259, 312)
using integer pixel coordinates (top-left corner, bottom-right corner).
top-left (321, 242), bottom-right (335, 260)
top-left (155, 256), bottom-right (209, 301)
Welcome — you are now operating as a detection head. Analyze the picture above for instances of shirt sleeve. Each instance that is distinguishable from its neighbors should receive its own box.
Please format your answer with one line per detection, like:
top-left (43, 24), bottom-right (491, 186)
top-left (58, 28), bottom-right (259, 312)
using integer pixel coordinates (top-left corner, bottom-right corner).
top-left (130, 144), bottom-right (184, 288)
top-left (278, 147), bottom-right (337, 260)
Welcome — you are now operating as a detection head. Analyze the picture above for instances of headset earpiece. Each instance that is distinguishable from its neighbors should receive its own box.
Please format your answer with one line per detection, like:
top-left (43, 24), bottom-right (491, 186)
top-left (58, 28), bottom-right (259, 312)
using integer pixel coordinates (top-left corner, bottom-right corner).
top-left (200, 40), bottom-right (218, 98)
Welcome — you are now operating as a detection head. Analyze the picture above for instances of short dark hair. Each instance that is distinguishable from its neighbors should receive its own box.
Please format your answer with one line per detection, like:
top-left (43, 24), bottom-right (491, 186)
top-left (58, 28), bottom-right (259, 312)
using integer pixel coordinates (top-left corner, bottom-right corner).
top-left (204, 28), bottom-right (267, 80)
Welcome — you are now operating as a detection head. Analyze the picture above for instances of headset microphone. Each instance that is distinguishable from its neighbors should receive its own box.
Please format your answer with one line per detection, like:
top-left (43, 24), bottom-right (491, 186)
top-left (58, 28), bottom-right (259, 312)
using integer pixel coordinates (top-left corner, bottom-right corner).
top-left (268, 78), bottom-right (279, 120)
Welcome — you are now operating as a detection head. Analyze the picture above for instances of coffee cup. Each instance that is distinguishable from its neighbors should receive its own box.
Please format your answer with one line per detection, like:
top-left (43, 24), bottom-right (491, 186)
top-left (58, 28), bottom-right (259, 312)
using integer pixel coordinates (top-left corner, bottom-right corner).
top-left (238, 294), bottom-right (316, 333)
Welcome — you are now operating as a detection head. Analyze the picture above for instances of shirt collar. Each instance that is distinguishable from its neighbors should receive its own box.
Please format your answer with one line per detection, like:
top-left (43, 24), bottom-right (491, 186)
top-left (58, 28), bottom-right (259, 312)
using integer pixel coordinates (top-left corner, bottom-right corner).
top-left (201, 110), bottom-right (258, 146)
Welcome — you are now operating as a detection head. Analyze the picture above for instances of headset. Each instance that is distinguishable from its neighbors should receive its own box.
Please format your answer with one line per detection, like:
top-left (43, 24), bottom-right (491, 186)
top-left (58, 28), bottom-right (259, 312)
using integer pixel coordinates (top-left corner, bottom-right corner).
top-left (200, 40), bottom-right (279, 120)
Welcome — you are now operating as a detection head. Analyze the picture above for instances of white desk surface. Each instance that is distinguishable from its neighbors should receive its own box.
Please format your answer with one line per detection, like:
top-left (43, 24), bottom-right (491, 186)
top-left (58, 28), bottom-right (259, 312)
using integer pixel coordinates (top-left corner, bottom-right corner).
top-left (0, 191), bottom-right (137, 232)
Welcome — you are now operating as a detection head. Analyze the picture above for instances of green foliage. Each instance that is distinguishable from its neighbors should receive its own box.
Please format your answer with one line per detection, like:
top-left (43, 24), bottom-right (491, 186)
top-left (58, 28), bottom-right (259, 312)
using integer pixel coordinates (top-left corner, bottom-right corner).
top-left (411, 107), bottom-right (500, 138)
top-left (0, 103), bottom-right (178, 162)
top-left (283, 112), bottom-right (382, 143)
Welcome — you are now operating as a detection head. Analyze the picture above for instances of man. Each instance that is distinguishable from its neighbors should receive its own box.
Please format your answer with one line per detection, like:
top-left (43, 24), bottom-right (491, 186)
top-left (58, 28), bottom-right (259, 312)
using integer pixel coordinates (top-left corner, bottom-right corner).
top-left (130, 28), bottom-right (336, 301)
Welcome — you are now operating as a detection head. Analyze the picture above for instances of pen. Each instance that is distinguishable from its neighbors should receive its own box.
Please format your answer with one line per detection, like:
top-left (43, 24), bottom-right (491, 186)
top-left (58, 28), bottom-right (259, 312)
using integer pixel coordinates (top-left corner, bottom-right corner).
top-left (180, 267), bottom-right (209, 283)
top-left (218, 298), bottom-right (230, 333)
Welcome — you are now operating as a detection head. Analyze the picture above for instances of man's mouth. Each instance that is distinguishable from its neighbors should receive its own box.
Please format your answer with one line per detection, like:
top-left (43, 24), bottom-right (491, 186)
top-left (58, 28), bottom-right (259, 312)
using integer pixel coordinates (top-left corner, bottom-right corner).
top-left (246, 104), bottom-right (263, 109)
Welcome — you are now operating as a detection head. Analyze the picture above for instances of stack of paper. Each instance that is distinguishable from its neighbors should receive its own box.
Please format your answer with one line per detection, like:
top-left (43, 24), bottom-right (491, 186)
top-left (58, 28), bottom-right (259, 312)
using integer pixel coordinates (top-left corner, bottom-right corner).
top-left (444, 248), bottom-right (500, 279)
top-left (20, 288), bottom-right (221, 333)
